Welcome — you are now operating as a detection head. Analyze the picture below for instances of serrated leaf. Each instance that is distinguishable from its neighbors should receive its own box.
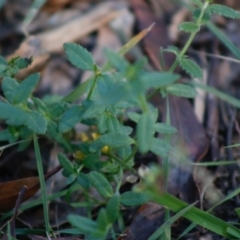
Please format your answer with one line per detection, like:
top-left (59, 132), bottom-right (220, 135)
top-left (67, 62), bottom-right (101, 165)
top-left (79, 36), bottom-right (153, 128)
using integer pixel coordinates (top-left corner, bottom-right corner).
top-left (166, 83), bottom-right (197, 98)
top-left (89, 171), bottom-right (113, 198)
top-left (178, 22), bottom-right (199, 33)
top-left (120, 191), bottom-right (151, 206)
top-left (137, 112), bottom-right (155, 153)
top-left (150, 138), bottom-right (172, 157)
top-left (63, 42), bottom-right (95, 70)
top-left (2, 77), bottom-right (19, 103)
top-left (178, 57), bottom-right (203, 78)
top-left (154, 123), bottom-right (178, 134)
top-left (106, 195), bottom-right (120, 223)
top-left (209, 4), bottom-right (240, 19)
top-left (58, 153), bottom-right (75, 175)
top-left (68, 214), bottom-right (97, 235)
top-left (26, 111), bottom-right (47, 134)
top-left (141, 72), bottom-right (180, 89)
top-left (0, 102), bottom-right (28, 126)
top-left (12, 73), bottom-right (39, 104)
top-left (59, 106), bottom-right (85, 132)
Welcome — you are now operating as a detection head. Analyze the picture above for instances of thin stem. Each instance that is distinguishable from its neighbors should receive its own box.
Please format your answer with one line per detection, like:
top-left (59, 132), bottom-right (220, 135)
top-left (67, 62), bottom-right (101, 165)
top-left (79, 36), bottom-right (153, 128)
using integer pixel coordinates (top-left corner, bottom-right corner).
top-left (148, 1), bottom-right (209, 100)
top-left (33, 134), bottom-right (52, 235)
top-left (115, 167), bottom-right (123, 193)
top-left (168, 1), bottom-right (208, 73)
top-left (87, 73), bottom-right (99, 100)
top-left (124, 144), bottom-right (138, 163)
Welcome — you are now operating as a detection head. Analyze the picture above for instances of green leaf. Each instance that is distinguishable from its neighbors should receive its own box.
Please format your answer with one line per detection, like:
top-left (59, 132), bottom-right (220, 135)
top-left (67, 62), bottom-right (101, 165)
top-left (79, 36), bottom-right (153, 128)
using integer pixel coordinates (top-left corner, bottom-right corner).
top-left (33, 98), bottom-right (49, 115)
top-left (137, 112), bottom-right (155, 153)
top-left (153, 192), bottom-right (240, 239)
top-left (97, 114), bottom-right (108, 134)
top-left (207, 22), bottom-right (240, 60)
top-left (13, 73), bottom-right (40, 104)
top-left (97, 74), bottom-right (128, 107)
top-left (164, 46), bottom-right (180, 55)
top-left (105, 49), bottom-right (129, 72)
top-left (141, 72), bottom-right (180, 89)
top-left (63, 76), bottom-right (94, 103)
top-left (15, 57), bottom-right (32, 69)
top-left (166, 83), bottom-right (197, 98)
top-left (193, 9), bottom-right (212, 24)
top-left (209, 4), bottom-right (240, 19)
top-left (2, 77), bottom-right (19, 103)
top-left (106, 115), bottom-right (120, 133)
top-left (193, 81), bottom-right (240, 109)
top-left (63, 42), bottom-right (95, 71)
top-left (96, 208), bottom-right (109, 234)
top-left (190, 0), bottom-right (202, 7)
top-left (59, 106), bottom-right (85, 132)
top-left (68, 214), bottom-right (97, 235)
top-left (89, 171), bottom-right (113, 198)
top-left (0, 102), bottom-right (28, 126)
top-left (47, 120), bottom-right (64, 143)
top-left (26, 111), bottom-right (47, 134)
top-left (150, 138), bottom-right (172, 157)
top-left (178, 57), bottom-right (202, 78)
top-left (178, 22), bottom-right (199, 33)
top-left (0, 129), bottom-right (16, 142)
top-left (148, 201), bottom-right (197, 240)
top-left (47, 102), bottom-right (68, 119)
top-left (120, 191), bottom-right (151, 206)
top-left (77, 173), bottom-right (91, 189)
top-left (106, 195), bottom-right (120, 223)
top-left (58, 153), bottom-right (75, 175)
top-left (0, 55), bottom-right (7, 65)
top-left (97, 132), bottom-right (134, 149)
top-left (154, 123), bottom-right (177, 134)
top-left (82, 104), bottom-right (106, 119)
top-left (127, 112), bottom-right (141, 122)
top-left (0, 65), bottom-right (7, 75)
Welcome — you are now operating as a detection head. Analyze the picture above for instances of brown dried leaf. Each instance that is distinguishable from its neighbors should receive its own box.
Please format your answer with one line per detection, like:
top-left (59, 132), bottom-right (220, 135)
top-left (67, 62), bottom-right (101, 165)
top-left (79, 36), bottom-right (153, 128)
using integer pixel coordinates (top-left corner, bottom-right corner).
top-left (0, 165), bottom-right (62, 213)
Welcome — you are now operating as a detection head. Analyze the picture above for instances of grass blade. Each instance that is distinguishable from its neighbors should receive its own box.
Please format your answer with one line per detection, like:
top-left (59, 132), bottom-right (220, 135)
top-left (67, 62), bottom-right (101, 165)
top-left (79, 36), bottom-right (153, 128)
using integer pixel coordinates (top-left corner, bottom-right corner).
top-left (148, 201), bottom-right (197, 240)
top-left (33, 134), bottom-right (51, 235)
top-left (206, 22), bottom-right (240, 60)
top-left (153, 192), bottom-right (240, 239)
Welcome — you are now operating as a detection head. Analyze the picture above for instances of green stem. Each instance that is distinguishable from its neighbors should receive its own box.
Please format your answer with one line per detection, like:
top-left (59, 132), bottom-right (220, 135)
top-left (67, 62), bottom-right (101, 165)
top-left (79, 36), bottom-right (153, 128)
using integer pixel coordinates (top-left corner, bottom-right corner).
top-left (33, 134), bottom-right (52, 235)
top-left (115, 167), bottom-right (123, 193)
top-left (87, 74), bottom-right (99, 100)
top-left (148, 1), bottom-right (209, 100)
top-left (168, 1), bottom-right (208, 73)
top-left (124, 144), bottom-right (138, 163)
